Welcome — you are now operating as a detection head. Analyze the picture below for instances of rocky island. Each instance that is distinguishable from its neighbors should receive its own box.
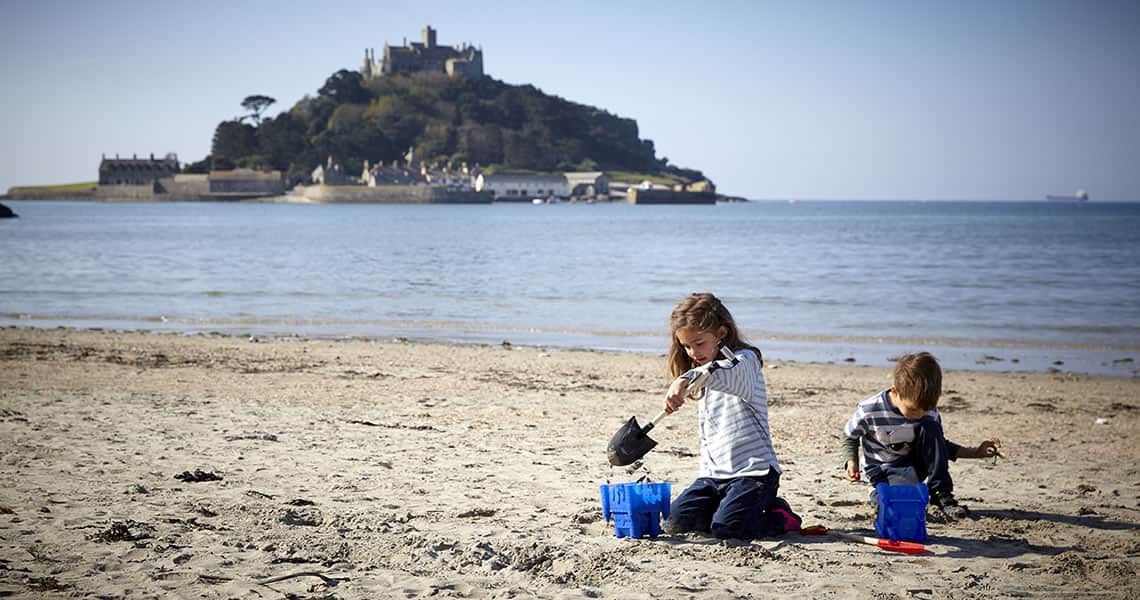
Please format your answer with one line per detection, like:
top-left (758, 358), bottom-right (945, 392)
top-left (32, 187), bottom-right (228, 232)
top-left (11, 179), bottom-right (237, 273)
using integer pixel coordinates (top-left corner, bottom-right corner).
top-left (6, 25), bottom-right (722, 205)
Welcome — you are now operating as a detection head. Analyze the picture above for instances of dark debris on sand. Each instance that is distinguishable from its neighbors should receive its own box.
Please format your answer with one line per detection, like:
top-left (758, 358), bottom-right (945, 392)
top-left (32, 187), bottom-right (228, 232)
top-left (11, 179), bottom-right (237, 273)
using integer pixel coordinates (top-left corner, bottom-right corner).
top-left (174, 469), bottom-right (223, 482)
top-left (90, 520), bottom-right (156, 543)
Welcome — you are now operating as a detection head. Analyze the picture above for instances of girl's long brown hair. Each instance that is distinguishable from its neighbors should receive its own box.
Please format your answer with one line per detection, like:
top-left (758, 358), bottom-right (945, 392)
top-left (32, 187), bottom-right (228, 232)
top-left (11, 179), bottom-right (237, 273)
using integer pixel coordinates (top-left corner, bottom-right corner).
top-left (667, 292), bottom-right (763, 378)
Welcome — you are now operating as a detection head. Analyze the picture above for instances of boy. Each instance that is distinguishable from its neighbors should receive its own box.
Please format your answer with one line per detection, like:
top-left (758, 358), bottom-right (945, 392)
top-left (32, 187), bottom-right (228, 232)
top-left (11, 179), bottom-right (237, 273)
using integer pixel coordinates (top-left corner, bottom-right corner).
top-left (842, 352), bottom-right (1001, 521)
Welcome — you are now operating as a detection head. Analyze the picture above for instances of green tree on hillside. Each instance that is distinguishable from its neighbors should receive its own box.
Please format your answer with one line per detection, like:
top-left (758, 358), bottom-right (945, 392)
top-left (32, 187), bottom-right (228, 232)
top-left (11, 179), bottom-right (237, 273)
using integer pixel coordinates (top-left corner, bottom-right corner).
top-left (319, 70), bottom-right (369, 104)
top-left (197, 70), bottom-right (706, 185)
top-left (211, 120), bottom-right (257, 170)
top-left (241, 95), bottom-right (276, 125)
top-left (256, 113), bottom-right (306, 171)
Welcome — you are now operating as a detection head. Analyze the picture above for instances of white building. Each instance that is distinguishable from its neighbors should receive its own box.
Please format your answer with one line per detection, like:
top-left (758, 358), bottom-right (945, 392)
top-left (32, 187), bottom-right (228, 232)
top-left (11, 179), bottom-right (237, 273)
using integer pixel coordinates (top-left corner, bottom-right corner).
top-left (474, 173), bottom-right (568, 201)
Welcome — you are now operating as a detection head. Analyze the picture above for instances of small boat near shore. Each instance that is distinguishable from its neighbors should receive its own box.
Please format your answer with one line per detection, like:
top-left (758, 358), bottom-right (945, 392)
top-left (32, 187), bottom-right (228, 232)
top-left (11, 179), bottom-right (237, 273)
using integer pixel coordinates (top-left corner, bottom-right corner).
top-left (1046, 189), bottom-right (1089, 203)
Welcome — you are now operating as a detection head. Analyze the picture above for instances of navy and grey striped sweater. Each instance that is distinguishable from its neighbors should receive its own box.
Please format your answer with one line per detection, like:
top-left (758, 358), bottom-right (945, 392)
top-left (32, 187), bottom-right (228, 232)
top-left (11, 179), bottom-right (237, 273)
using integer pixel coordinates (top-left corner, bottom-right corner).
top-left (843, 389), bottom-right (961, 481)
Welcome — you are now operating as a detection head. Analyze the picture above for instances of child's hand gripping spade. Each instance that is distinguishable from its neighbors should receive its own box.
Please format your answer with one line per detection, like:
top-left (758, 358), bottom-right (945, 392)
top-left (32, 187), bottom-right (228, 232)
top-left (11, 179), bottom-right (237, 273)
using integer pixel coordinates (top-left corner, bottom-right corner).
top-left (606, 344), bottom-right (738, 466)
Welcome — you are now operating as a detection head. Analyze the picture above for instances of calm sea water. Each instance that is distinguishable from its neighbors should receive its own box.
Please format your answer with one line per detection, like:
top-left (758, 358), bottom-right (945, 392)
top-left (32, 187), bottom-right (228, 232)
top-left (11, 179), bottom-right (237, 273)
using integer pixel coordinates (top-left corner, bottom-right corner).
top-left (2, 199), bottom-right (1138, 376)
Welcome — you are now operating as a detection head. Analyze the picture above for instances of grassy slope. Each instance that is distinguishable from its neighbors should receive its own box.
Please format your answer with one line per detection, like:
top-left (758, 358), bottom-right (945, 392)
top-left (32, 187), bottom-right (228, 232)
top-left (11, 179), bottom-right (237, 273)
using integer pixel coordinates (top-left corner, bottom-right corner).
top-left (7, 181), bottom-right (97, 193)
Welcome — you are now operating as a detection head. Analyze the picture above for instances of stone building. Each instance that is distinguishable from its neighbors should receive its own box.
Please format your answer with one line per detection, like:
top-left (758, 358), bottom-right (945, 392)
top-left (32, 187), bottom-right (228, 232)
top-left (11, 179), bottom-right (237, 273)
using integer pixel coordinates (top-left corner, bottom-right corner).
top-left (98, 153), bottom-right (179, 185)
top-left (676, 179), bottom-right (716, 194)
top-left (311, 157), bottom-right (352, 186)
top-left (361, 25), bottom-right (484, 79)
top-left (361, 159), bottom-right (479, 190)
top-left (563, 172), bottom-right (610, 198)
top-left (420, 162), bottom-right (477, 190)
top-left (362, 160), bottom-right (427, 186)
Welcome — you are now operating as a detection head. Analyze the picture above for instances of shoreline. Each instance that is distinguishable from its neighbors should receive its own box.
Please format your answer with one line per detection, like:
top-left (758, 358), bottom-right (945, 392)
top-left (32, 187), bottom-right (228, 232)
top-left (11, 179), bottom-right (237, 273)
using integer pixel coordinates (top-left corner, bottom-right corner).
top-left (2, 326), bottom-right (1138, 598)
top-left (3, 320), bottom-right (1137, 378)
top-left (0, 193), bottom-right (738, 205)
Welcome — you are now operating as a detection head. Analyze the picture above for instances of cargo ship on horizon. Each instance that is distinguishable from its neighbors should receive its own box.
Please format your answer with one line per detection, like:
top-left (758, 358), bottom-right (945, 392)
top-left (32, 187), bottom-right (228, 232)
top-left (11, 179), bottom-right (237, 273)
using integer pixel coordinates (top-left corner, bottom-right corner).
top-left (1046, 189), bottom-right (1089, 203)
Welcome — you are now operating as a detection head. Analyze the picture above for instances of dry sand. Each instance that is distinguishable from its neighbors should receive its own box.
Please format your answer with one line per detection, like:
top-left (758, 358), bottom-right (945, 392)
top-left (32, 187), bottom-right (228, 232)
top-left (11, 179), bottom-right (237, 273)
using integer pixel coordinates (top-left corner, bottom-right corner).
top-left (1, 327), bottom-right (1138, 599)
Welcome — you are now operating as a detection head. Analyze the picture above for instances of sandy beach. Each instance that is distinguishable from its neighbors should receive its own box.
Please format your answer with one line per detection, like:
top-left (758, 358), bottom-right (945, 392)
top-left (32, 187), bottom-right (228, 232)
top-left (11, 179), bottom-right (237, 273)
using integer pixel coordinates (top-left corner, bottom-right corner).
top-left (1, 327), bottom-right (1138, 598)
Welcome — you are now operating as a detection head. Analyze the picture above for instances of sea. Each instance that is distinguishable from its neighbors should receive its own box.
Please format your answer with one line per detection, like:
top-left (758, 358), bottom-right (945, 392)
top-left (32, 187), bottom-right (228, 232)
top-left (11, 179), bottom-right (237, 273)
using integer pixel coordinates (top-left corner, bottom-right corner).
top-left (2, 199), bottom-right (1138, 377)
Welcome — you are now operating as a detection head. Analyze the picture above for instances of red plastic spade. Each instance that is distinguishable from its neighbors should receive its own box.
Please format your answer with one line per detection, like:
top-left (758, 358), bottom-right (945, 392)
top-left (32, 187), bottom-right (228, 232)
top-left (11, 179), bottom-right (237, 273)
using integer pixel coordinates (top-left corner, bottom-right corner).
top-left (800, 525), bottom-right (928, 555)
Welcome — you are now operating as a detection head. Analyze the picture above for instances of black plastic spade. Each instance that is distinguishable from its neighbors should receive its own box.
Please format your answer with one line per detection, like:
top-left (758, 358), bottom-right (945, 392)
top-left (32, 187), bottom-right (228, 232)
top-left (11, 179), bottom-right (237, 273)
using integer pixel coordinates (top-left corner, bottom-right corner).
top-left (606, 345), bottom-right (738, 466)
top-left (607, 412), bottom-right (666, 466)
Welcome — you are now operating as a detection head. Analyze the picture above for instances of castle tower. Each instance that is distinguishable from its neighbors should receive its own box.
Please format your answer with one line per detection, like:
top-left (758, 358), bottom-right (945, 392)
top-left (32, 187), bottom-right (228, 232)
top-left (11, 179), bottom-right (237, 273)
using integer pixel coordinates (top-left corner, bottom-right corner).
top-left (361, 48), bottom-right (373, 78)
top-left (364, 26), bottom-right (482, 79)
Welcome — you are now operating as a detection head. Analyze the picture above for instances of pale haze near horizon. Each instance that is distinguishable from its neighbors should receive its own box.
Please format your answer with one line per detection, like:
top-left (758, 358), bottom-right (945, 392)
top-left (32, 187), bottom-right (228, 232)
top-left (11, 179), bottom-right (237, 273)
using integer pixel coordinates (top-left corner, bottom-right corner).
top-left (1, 0), bottom-right (1138, 201)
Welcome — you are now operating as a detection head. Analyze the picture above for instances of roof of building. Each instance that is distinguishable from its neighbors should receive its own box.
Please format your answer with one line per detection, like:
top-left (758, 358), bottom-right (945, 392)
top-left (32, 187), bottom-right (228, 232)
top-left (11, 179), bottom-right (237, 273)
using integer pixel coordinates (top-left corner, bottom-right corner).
top-left (483, 173), bottom-right (566, 182)
top-left (99, 158), bottom-right (178, 169)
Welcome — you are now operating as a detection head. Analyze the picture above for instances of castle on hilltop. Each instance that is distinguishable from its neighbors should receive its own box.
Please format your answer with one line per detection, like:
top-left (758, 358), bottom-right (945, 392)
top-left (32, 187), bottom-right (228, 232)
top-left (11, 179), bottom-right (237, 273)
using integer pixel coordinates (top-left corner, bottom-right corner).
top-left (360, 25), bottom-right (484, 79)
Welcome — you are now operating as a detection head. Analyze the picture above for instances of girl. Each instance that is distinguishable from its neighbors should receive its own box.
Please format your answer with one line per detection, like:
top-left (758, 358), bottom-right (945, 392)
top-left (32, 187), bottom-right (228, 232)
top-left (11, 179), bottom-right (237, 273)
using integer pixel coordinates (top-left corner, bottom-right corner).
top-left (662, 292), bottom-right (787, 539)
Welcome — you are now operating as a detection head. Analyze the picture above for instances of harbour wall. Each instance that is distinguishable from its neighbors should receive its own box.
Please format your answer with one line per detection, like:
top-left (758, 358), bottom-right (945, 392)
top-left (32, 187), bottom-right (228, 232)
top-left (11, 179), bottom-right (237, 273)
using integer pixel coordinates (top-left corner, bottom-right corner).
top-left (292, 185), bottom-right (493, 204)
top-left (628, 189), bottom-right (717, 205)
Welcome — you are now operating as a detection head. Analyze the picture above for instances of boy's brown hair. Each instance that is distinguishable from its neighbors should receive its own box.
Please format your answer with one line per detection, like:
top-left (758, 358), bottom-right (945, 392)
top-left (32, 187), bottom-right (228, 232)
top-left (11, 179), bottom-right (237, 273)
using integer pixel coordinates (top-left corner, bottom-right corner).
top-left (893, 352), bottom-right (942, 410)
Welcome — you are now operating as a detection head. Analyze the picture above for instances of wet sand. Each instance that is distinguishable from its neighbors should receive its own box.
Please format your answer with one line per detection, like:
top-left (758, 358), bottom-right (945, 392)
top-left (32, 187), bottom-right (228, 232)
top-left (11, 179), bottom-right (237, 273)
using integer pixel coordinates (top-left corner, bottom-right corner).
top-left (1, 327), bottom-right (1138, 598)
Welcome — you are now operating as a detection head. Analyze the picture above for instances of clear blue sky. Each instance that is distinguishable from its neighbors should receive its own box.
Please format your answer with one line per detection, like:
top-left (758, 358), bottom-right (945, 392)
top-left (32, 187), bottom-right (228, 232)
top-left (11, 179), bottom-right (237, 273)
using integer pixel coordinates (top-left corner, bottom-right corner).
top-left (2, 0), bottom-right (1138, 200)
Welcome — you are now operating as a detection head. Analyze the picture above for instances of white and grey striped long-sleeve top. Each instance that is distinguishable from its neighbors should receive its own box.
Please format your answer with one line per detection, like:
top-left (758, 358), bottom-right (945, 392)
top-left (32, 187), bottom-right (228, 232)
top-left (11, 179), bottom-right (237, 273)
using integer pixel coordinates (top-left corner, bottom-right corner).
top-left (684, 349), bottom-right (780, 479)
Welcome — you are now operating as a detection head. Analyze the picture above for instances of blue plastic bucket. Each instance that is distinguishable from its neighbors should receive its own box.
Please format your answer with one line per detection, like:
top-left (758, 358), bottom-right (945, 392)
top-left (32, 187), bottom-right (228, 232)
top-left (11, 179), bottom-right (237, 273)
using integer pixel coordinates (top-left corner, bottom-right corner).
top-left (873, 482), bottom-right (928, 542)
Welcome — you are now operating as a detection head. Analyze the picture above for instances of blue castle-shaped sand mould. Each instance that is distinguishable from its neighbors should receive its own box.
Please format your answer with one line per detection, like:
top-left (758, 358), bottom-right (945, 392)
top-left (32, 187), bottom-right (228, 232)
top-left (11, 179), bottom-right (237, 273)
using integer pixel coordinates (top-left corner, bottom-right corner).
top-left (874, 482), bottom-right (929, 543)
top-left (599, 482), bottom-right (672, 539)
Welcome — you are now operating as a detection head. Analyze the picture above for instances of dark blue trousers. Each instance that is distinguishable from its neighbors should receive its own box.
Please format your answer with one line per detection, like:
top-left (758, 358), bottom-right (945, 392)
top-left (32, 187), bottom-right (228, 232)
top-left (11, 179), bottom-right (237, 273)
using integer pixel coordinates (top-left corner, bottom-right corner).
top-left (872, 416), bottom-right (954, 500)
top-left (665, 470), bottom-right (780, 540)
